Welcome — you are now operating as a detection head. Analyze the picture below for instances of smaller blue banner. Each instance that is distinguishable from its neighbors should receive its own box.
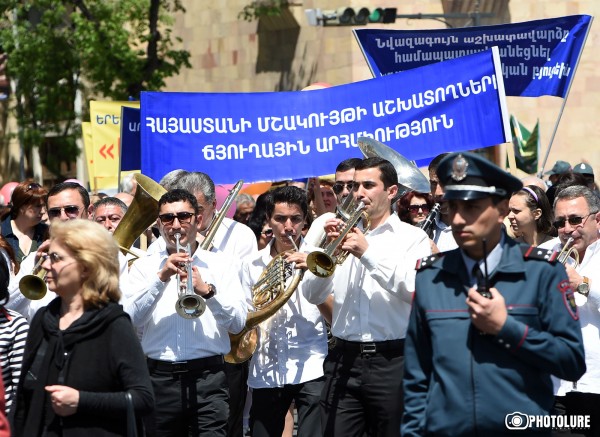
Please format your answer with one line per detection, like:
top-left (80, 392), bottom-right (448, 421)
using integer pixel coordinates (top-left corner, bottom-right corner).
top-left (120, 107), bottom-right (141, 171)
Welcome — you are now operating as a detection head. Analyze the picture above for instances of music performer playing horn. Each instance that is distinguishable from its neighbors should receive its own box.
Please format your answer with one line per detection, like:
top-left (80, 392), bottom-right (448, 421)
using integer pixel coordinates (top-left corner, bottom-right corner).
top-left (240, 186), bottom-right (333, 437)
top-left (148, 171), bottom-right (257, 437)
top-left (125, 189), bottom-right (246, 437)
top-left (543, 185), bottom-right (600, 434)
top-left (303, 157), bottom-right (431, 436)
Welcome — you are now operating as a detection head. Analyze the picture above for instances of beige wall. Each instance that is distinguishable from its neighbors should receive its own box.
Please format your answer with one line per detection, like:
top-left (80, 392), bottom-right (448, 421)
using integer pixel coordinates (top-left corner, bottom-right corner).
top-left (164, 0), bottom-right (600, 178)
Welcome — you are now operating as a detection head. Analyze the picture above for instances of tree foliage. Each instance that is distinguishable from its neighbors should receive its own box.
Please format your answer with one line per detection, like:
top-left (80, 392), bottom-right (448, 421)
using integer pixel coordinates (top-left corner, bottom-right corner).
top-left (0, 0), bottom-right (190, 178)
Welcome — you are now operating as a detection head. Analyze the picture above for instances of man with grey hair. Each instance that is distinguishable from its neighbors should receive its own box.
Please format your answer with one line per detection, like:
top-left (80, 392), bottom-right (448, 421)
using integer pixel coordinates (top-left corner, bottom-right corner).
top-left (233, 193), bottom-right (255, 224)
top-left (548, 185), bottom-right (600, 435)
top-left (92, 197), bottom-right (128, 234)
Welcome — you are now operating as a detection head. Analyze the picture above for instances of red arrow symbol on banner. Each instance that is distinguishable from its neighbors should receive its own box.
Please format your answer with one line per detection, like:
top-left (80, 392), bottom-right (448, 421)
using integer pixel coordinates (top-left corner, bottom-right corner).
top-left (99, 144), bottom-right (107, 159)
top-left (106, 144), bottom-right (114, 159)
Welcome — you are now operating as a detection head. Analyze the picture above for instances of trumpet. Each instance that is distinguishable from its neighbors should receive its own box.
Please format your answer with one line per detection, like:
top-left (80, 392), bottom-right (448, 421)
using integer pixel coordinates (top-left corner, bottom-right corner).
top-left (174, 233), bottom-right (206, 319)
top-left (19, 256), bottom-right (48, 301)
top-left (557, 236), bottom-right (580, 268)
top-left (306, 201), bottom-right (369, 278)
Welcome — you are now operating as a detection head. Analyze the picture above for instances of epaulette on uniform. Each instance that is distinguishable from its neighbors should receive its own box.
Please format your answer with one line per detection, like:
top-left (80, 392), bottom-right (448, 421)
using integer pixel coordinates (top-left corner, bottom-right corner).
top-left (416, 253), bottom-right (445, 271)
top-left (521, 246), bottom-right (558, 263)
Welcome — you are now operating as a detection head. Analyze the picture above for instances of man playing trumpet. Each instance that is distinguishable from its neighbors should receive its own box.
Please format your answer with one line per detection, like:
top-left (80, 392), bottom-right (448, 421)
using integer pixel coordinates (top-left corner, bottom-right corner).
top-left (241, 186), bottom-right (332, 437)
top-left (549, 185), bottom-right (600, 435)
top-left (125, 189), bottom-right (246, 437)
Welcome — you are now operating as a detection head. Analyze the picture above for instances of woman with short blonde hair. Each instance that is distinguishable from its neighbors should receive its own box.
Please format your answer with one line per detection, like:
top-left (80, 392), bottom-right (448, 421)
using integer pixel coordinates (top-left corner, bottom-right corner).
top-left (13, 219), bottom-right (153, 437)
top-left (49, 219), bottom-right (121, 308)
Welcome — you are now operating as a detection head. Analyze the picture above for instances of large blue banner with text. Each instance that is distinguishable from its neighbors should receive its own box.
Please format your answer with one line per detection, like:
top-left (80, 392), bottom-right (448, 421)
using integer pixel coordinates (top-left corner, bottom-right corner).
top-left (141, 48), bottom-right (509, 184)
top-left (354, 15), bottom-right (592, 98)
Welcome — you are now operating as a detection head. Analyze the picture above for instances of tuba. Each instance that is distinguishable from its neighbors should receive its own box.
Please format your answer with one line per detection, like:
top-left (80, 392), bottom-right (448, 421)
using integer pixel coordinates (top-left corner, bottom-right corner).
top-left (200, 180), bottom-right (244, 251)
top-left (113, 174), bottom-right (167, 257)
top-left (557, 236), bottom-right (580, 268)
top-left (226, 233), bottom-right (303, 363)
top-left (357, 136), bottom-right (431, 198)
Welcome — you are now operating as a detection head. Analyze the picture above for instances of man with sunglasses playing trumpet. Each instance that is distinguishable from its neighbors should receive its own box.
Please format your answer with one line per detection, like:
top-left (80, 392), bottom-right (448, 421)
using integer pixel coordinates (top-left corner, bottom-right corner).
top-left (7, 182), bottom-right (93, 320)
top-left (540, 185), bottom-right (600, 435)
top-left (241, 186), bottom-right (333, 437)
top-left (125, 189), bottom-right (246, 437)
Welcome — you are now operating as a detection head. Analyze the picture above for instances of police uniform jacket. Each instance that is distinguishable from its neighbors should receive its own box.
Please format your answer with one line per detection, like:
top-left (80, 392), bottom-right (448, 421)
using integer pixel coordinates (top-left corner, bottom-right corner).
top-left (402, 235), bottom-right (586, 437)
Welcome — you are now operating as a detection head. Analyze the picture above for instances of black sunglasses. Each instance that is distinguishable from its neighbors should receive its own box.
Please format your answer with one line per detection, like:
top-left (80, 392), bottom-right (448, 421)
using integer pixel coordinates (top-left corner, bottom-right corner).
top-left (552, 212), bottom-right (596, 229)
top-left (47, 205), bottom-right (80, 219)
top-left (408, 204), bottom-right (430, 213)
top-left (158, 212), bottom-right (195, 226)
top-left (332, 182), bottom-right (354, 195)
top-left (261, 229), bottom-right (273, 237)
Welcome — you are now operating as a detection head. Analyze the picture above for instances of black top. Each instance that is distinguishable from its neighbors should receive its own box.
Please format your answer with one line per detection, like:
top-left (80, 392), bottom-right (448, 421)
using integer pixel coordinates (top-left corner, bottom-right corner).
top-left (12, 299), bottom-right (154, 437)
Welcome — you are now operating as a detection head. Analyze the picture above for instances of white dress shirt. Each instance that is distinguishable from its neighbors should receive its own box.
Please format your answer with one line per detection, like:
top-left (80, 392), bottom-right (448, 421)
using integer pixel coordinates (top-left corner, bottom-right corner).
top-left (555, 239), bottom-right (600, 395)
top-left (304, 213), bottom-right (431, 342)
top-left (432, 216), bottom-right (458, 252)
top-left (125, 243), bottom-right (246, 361)
top-left (241, 239), bottom-right (332, 389)
top-left (8, 251), bottom-right (129, 321)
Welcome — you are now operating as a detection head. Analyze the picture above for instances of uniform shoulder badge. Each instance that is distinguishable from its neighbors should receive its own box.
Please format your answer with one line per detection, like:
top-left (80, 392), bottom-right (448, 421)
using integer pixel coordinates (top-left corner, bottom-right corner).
top-left (416, 253), bottom-right (445, 270)
top-left (521, 246), bottom-right (558, 263)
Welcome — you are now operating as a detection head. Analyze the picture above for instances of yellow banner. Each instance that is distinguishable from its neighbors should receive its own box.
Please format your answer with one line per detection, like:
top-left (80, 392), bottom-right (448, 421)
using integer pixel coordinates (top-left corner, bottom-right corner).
top-left (89, 100), bottom-right (140, 191)
top-left (81, 122), bottom-right (94, 186)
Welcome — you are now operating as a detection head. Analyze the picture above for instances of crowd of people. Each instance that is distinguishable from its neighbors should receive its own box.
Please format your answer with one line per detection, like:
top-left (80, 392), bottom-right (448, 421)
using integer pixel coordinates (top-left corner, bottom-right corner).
top-left (0, 153), bottom-right (596, 437)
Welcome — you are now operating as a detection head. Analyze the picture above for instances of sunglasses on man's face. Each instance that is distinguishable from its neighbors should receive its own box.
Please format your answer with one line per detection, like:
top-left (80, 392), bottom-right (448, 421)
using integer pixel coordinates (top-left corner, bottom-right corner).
top-left (261, 229), bottom-right (273, 238)
top-left (408, 204), bottom-right (430, 214)
top-left (332, 182), bottom-right (354, 195)
top-left (158, 212), bottom-right (195, 226)
top-left (552, 212), bottom-right (596, 229)
top-left (47, 205), bottom-right (80, 219)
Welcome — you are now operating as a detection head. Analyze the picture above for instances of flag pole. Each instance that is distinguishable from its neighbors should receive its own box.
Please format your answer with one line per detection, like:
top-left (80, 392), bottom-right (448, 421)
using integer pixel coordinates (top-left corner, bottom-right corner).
top-left (538, 17), bottom-right (594, 177)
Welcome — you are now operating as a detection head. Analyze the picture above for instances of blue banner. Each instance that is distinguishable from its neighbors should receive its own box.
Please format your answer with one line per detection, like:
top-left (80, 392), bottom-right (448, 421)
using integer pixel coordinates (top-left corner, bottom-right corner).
top-left (354, 15), bottom-right (592, 98)
top-left (120, 107), bottom-right (141, 171)
top-left (141, 48), bottom-right (509, 184)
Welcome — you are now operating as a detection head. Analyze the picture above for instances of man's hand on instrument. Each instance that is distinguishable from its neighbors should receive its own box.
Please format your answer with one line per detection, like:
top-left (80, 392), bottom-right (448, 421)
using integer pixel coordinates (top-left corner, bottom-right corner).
top-left (466, 287), bottom-right (507, 335)
top-left (158, 252), bottom-right (190, 283)
top-left (564, 264), bottom-right (583, 292)
top-left (340, 227), bottom-right (368, 259)
top-left (285, 251), bottom-right (309, 270)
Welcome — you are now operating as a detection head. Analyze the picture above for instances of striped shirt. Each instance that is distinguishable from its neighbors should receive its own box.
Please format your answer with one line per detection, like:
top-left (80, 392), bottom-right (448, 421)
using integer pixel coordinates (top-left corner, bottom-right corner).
top-left (0, 307), bottom-right (29, 413)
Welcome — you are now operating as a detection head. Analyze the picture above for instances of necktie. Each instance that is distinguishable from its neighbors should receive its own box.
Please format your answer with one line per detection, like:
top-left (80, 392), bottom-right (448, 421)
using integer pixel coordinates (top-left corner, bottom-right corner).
top-left (472, 263), bottom-right (492, 298)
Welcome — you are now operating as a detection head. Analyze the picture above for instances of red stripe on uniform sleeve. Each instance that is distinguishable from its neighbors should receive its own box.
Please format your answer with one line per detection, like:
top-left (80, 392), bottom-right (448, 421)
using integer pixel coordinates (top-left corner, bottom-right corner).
top-left (516, 325), bottom-right (528, 350)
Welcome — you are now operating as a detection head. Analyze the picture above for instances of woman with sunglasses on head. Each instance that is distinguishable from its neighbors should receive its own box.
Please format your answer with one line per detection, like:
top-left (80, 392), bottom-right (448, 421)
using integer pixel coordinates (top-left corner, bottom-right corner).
top-left (508, 185), bottom-right (556, 247)
top-left (13, 219), bottom-right (154, 437)
top-left (1, 179), bottom-right (48, 263)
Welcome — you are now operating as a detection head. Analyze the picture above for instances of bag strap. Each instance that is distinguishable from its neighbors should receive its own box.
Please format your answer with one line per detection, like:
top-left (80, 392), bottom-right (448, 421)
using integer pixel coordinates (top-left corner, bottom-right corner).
top-left (125, 391), bottom-right (138, 437)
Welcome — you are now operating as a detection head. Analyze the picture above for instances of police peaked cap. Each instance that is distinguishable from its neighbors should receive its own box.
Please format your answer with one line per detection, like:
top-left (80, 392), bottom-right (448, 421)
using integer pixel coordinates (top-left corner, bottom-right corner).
top-left (436, 152), bottom-right (523, 201)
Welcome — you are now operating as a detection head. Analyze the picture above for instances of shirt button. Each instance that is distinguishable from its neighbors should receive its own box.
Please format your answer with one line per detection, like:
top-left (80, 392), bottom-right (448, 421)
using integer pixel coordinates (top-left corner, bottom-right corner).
top-left (498, 338), bottom-right (504, 344)
top-left (505, 344), bottom-right (511, 349)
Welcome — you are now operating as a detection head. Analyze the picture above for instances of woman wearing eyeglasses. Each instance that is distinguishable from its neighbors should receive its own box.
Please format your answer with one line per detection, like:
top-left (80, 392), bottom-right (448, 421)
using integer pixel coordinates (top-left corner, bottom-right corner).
top-left (508, 185), bottom-right (556, 247)
top-left (12, 219), bottom-right (154, 437)
top-left (1, 179), bottom-right (48, 263)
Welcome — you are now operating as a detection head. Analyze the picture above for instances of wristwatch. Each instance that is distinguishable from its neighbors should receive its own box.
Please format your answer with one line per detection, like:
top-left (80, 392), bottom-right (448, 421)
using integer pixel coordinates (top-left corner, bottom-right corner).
top-left (576, 277), bottom-right (590, 297)
top-left (204, 283), bottom-right (217, 300)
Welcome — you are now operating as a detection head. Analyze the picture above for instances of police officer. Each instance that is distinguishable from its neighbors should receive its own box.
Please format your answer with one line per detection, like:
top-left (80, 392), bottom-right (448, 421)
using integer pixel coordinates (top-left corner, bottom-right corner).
top-left (402, 152), bottom-right (586, 437)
